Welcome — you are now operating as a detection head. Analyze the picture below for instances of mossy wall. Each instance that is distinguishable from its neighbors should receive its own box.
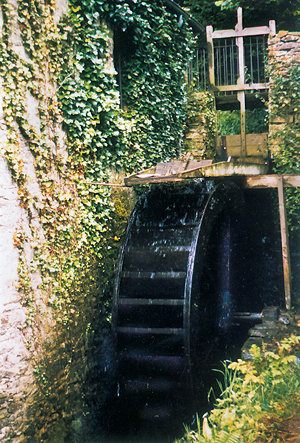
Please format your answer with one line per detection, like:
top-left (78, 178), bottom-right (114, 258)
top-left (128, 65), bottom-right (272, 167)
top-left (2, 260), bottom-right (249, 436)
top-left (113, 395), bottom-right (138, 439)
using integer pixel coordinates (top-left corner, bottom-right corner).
top-left (268, 31), bottom-right (300, 304)
top-left (0, 0), bottom-right (190, 441)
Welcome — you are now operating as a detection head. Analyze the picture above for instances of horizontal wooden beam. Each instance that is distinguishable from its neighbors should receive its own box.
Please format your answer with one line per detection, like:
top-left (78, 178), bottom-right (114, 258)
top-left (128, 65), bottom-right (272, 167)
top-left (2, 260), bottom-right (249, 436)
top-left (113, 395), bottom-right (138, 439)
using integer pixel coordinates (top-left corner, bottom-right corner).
top-left (212, 25), bottom-right (272, 39)
top-left (244, 174), bottom-right (300, 188)
top-left (213, 83), bottom-right (268, 93)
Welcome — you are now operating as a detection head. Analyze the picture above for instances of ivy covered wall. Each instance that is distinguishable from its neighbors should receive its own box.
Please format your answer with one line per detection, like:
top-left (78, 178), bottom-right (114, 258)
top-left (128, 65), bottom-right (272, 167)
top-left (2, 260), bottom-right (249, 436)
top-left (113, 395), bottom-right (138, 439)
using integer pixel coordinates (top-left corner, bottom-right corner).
top-left (268, 30), bottom-right (300, 304)
top-left (0, 0), bottom-right (194, 441)
top-left (269, 31), bottom-right (300, 231)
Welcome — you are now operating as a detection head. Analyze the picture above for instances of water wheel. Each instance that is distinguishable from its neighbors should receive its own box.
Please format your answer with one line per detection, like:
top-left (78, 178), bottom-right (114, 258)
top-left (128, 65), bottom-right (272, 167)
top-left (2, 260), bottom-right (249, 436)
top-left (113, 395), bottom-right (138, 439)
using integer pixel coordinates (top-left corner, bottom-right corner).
top-left (111, 180), bottom-right (247, 424)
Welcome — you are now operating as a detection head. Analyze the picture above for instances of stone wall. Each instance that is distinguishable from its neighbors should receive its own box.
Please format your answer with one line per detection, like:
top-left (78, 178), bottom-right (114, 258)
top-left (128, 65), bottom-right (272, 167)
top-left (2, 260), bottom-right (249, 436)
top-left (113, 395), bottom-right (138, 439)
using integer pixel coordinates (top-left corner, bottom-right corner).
top-left (183, 91), bottom-right (216, 160)
top-left (268, 31), bottom-right (300, 155)
top-left (0, 155), bottom-right (35, 442)
top-left (0, 1), bottom-right (105, 441)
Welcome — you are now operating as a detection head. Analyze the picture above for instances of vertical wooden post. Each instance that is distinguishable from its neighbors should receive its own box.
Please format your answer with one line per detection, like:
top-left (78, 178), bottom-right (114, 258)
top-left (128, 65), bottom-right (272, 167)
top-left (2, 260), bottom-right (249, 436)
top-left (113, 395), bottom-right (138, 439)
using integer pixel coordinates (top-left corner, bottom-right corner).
top-left (238, 91), bottom-right (246, 157)
top-left (277, 175), bottom-right (292, 310)
top-left (206, 25), bottom-right (215, 87)
top-left (236, 8), bottom-right (246, 157)
top-left (269, 20), bottom-right (276, 36)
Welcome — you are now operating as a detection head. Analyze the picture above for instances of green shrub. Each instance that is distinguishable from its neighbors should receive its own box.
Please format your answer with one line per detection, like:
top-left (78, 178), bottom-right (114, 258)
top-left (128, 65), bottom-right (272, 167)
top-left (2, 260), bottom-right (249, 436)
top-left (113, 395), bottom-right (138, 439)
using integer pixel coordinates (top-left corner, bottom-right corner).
top-left (177, 335), bottom-right (300, 443)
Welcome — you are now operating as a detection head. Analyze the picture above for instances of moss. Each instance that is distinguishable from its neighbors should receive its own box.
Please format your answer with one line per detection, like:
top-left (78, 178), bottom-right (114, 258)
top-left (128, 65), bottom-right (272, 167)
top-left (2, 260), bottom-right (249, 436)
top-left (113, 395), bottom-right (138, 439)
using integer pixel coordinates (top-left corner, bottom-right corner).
top-left (183, 91), bottom-right (217, 159)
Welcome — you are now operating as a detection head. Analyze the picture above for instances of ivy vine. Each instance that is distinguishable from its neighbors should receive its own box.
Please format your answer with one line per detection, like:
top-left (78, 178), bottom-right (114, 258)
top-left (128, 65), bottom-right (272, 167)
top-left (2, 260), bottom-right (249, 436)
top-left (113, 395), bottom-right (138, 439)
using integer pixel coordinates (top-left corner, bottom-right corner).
top-left (0, 0), bottom-right (193, 439)
top-left (269, 58), bottom-right (300, 233)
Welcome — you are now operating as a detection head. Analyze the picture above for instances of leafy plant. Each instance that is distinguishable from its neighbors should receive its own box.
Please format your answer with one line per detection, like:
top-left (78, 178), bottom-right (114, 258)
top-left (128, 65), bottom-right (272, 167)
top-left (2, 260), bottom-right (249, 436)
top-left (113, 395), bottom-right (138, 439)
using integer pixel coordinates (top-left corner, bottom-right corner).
top-left (0, 0), bottom-right (194, 440)
top-left (269, 60), bottom-right (300, 234)
top-left (177, 336), bottom-right (300, 443)
top-left (217, 109), bottom-right (268, 135)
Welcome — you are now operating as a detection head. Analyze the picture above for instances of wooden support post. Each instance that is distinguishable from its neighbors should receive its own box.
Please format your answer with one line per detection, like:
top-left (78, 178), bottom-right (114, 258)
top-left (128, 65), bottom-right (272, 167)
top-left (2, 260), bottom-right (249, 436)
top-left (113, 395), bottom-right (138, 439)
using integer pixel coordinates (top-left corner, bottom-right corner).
top-left (277, 175), bottom-right (292, 310)
top-left (206, 25), bottom-right (215, 87)
top-left (269, 20), bottom-right (276, 36)
top-left (238, 91), bottom-right (246, 157)
top-left (236, 8), bottom-right (246, 157)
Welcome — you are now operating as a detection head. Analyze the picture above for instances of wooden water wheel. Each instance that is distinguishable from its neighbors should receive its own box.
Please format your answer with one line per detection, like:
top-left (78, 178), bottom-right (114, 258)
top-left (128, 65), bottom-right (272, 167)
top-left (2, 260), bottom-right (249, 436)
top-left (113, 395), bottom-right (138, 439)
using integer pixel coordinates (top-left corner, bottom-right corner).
top-left (111, 180), bottom-right (246, 423)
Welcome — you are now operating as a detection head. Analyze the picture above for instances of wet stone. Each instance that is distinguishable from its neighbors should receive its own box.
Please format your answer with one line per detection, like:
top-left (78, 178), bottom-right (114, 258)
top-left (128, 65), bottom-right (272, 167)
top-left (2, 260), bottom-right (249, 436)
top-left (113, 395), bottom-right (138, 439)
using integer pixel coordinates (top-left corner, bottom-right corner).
top-left (242, 307), bottom-right (300, 360)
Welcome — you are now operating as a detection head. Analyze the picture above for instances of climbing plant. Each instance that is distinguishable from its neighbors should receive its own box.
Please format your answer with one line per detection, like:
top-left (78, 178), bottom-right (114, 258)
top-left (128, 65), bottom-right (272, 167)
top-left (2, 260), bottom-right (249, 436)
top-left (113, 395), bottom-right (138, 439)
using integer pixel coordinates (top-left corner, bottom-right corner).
top-left (0, 0), bottom-right (193, 440)
top-left (269, 59), bottom-right (300, 233)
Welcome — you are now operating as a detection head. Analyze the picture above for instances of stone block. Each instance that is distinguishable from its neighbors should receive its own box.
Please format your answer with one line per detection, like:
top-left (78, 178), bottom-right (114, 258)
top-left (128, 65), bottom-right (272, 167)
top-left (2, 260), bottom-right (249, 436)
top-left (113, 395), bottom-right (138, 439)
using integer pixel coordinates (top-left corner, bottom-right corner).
top-left (269, 114), bottom-right (294, 124)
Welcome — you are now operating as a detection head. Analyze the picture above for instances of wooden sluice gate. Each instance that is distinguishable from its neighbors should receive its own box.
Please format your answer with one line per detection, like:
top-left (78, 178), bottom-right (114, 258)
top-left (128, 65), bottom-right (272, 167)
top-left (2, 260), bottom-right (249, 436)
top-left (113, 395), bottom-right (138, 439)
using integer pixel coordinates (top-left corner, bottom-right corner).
top-left (109, 8), bottom-right (300, 427)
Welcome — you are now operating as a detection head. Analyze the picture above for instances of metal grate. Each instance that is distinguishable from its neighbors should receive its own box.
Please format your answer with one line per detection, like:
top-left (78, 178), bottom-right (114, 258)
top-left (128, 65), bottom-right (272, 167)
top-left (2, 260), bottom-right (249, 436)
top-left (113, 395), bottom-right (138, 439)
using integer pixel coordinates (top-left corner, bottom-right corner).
top-left (213, 38), bottom-right (239, 87)
top-left (244, 35), bottom-right (268, 84)
top-left (187, 46), bottom-right (208, 91)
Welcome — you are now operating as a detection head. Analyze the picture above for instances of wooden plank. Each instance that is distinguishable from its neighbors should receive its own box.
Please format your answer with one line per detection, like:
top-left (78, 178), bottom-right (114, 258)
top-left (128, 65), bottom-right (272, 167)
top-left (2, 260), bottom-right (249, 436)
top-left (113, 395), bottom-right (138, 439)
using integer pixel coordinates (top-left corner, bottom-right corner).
top-left (244, 174), bottom-right (300, 188)
top-left (212, 26), bottom-right (272, 39)
top-left (245, 133), bottom-right (268, 157)
top-left (277, 175), bottom-right (292, 310)
top-left (124, 174), bottom-right (182, 186)
top-left (116, 326), bottom-right (184, 335)
top-left (179, 161), bottom-right (268, 178)
top-left (186, 159), bottom-right (213, 169)
top-left (118, 298), bottom-right (184, 306)
top-left (206, 25), bottom-right (215, 87)
top-left (238, 91), bottom-right (246, 156)
top-left (213, 83), bottom-right (269, 92)
top-left (215, 134), bottom-right (268, 158)
top-left (236, 11), bottom-right (246, 158)
top-left (121, 271), bottom-right (186, 279)
top-left (269, 20), bottom-right (276, 36)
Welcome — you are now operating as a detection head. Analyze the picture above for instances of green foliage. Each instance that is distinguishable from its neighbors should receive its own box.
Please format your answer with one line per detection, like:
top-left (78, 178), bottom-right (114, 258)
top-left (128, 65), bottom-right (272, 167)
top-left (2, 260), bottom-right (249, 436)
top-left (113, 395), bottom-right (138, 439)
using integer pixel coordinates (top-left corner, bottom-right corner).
top-left (214, 0), bottom-right (300, 31)
top-left (217, 109), bottom-right (268, 135)
top-left (184, 91), bottom-right (217, 157)
top-left (0, 0), bottom-right (192, 439)
top-left (177, 336), bottom-right (300, 443)
top-left (61, 0), bottom-right (193, 174)
top-left (182, 0), bottom-right (236, 30)
top-left (269, 61), bottom-right (300, 233)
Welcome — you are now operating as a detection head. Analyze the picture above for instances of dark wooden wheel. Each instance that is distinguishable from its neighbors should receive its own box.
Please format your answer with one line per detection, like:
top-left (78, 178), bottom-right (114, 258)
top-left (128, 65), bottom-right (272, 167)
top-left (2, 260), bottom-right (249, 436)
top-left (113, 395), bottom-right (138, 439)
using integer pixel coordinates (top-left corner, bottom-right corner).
top-left (111, 180), bottom-right (243, 423)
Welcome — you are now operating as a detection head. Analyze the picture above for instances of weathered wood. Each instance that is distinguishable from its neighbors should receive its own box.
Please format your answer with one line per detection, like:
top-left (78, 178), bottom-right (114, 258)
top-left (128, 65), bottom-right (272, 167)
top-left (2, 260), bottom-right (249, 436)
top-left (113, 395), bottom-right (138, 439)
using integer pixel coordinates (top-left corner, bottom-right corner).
top-left (179, 161), bottom-right (268, 178)
top-left (118, 298), bottom-right (184, 306)
top-left (277, 175), bottom-right (292, 310)
top-left (238, 91), bottom-right (246, 156)
top-left (269, 20), bottom-right (276, 36)
top-left (213, 83), bottom-right (269, 92)
top-left (215, 133), bottom-right (268, 158)
top-left (212, 26), bottom-right (273, 39)
top-left (244, 174), bottom-right (300, 188)
top-left (124, 159), bottom-right (213, 186)
top-left (206, 25), bottom-right (215, 87)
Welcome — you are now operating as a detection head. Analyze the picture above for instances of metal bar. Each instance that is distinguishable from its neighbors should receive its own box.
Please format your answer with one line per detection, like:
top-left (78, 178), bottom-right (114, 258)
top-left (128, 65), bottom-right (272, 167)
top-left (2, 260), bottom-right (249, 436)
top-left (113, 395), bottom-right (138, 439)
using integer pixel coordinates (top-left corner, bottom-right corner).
top-left (224, 39), bottom-right (227, 85)
top-left (203, 48), bottom-right (207, 90)
top-left (277, 175), bottom-right (292, 310)
top-left (250, 37), bottom-right (254, 83)
top-left (256, 37), bottom-right (260, 83)
top-left (230, 39), bottom-right (234, 84)
top-left (263, 35), bottom-right (267, 83)
top-left (196, 48), bottom-right (199, 89)
top-left (216, 43), bottom-right (220, 86)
